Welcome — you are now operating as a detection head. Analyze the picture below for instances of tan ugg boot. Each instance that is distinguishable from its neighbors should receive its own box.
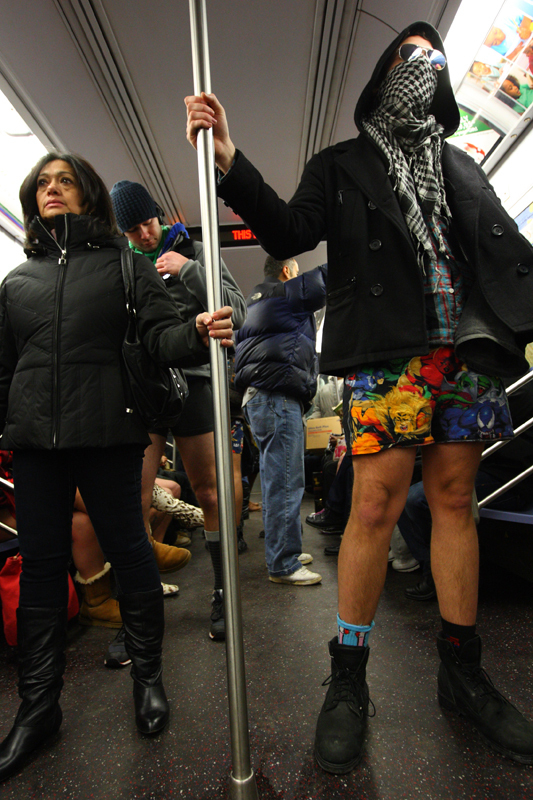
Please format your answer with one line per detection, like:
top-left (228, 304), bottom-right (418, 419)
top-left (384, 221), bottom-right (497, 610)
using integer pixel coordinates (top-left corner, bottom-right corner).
top-left (151, 484), bottom-right (204, 530)
top-left (149, 535), bottom-right (192, 574)
top-left (75, 562), bottom-right (122, 628)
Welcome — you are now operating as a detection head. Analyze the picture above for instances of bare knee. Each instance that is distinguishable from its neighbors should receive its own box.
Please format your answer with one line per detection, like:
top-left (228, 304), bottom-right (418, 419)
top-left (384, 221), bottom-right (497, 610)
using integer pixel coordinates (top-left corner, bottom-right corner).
top-left (192, 483), bottom-right (218, 515)
top-left (427, 481), bottom-right (474, 522)
top-left (71, 511), bottom-right (94, 546)
top-left (349, 485), bottom-right (400, 535)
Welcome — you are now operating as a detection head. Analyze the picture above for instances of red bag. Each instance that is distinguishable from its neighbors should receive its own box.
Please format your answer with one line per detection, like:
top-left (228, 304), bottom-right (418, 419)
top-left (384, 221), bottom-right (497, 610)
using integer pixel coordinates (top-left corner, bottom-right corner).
top-left (0, 554), bottom-right (79, 646)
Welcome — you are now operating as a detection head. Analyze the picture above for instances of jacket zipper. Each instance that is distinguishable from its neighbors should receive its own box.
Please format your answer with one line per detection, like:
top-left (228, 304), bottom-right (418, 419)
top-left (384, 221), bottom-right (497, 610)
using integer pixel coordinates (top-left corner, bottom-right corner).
top-left (36, 217), bottom-right (69, 447)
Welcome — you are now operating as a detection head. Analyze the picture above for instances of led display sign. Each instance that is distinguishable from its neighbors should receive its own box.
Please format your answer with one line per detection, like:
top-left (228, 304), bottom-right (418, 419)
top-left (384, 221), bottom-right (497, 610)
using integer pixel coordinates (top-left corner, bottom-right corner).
top-left (188, 224), bottom-right (259, 248)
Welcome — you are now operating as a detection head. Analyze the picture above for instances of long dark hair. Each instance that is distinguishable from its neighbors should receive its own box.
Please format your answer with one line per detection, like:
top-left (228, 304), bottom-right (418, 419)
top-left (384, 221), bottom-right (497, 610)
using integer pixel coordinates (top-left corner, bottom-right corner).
top-left (19, 151), bottom-right (120, 245)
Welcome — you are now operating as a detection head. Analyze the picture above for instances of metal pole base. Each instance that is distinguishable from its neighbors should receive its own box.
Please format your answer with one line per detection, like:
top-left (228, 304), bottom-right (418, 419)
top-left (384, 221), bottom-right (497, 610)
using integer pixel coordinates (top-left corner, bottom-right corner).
top-left (229, 770), bottom-right (259, 800)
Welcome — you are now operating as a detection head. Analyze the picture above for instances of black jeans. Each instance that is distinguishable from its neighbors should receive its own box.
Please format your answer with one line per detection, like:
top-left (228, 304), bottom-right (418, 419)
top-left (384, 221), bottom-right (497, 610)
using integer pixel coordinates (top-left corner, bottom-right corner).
top-left (12, 446), bottom-right (160, 608)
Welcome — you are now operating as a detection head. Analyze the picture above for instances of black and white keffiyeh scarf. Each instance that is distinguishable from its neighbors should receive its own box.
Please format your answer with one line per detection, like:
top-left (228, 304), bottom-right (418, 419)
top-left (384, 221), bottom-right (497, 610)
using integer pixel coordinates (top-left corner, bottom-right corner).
top-left (362, 57), bottom-right (451, 271)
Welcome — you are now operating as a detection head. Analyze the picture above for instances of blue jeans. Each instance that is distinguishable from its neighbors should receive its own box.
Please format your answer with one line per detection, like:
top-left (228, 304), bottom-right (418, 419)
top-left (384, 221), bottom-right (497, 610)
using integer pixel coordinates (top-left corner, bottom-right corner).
top-left (12, 446), bottom-right (161, 608)
top-left (245, 390), bottom-right (304, 576)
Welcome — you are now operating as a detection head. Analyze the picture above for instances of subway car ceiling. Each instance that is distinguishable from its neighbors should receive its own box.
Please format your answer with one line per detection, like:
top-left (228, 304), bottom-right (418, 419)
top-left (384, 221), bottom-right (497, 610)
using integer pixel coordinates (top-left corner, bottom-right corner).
top-left (1, 0), bottom-right (532, 295)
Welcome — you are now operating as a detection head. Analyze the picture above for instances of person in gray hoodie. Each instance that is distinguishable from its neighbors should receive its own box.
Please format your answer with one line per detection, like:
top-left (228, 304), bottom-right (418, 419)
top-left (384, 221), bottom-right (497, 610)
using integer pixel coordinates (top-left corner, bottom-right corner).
top-left (111, 180), bottom-right (246, 641)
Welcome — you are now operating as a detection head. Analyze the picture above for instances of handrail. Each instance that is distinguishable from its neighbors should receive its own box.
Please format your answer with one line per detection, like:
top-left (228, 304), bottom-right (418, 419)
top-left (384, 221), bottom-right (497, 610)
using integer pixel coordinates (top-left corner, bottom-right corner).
top-left (474, 370), bottom-right (533, 516)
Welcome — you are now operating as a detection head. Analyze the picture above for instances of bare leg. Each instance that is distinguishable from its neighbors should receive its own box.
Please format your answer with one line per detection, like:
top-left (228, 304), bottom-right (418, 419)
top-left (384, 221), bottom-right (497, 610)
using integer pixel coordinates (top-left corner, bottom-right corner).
top-left (149, 508), bottom-right (173, 544)
top-left (232, 452), bottom-right (243, 525)
top-left (174, 433), bottom-right (219, 530)
top-left (338, 447), bottom-right (416, 624)
top-left (71, 510), bottom-right (107, 580)
top-left (154, 478), bottom-right (181, 498)
top-left (141, 433), bottom-right (166, 534)
top-left (422, 442), bottom-right (483, 626)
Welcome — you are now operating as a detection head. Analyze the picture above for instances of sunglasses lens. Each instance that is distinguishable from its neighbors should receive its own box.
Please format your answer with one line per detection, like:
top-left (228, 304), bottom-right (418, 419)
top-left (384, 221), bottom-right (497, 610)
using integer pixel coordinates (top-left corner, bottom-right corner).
top-left (430, 51), bottom-right (447, 70)
top-left (398, 43), bottom-right (447, 71)
top-left (399, 44), bottom-right (420, 61)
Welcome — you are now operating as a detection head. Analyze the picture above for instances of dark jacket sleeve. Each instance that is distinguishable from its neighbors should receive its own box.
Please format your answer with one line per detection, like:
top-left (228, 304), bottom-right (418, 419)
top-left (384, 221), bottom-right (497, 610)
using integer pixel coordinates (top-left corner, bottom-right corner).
top-left (218, 150), bottom-right (327, 260)
top-left (132, 253), bottom-right (211, 369)
top-left (284, 264), bottom-right (327, 313)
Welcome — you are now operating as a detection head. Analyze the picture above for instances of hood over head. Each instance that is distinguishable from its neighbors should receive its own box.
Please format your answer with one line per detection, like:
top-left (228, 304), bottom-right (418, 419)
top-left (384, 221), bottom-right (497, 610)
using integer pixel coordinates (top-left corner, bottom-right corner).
top-left (354, 21), bottom-right (459, 138)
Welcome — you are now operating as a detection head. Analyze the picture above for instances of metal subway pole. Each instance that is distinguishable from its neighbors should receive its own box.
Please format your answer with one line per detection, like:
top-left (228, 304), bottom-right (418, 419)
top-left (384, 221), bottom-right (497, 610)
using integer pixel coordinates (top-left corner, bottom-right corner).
top-left (188, 3), bottom-right (259, 798)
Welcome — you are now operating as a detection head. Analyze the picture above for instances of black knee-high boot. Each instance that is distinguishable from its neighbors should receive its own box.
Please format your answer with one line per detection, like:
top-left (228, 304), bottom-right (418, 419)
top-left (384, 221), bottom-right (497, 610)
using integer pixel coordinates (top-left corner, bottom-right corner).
top-left (119, 587), bottom-right (169, 735)
top-left (0, 607), bottom-right (67, 782)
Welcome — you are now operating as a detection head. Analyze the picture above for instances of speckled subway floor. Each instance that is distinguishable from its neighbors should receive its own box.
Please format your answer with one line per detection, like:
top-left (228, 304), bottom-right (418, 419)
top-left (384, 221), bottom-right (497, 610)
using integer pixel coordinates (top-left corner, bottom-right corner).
top-left (1, 490), bottom-right (532, 799)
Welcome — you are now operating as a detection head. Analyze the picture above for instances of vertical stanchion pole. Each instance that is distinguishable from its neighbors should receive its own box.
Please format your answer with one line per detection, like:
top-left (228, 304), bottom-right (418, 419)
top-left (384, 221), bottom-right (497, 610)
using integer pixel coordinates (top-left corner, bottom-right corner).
top-left (188, 2), bottom-right (259, 798)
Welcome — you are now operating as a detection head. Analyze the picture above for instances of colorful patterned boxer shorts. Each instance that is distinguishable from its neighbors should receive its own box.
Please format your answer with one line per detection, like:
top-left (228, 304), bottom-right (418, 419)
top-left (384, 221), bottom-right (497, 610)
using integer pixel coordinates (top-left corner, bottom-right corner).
top-left (344, 346), bottom-right (513, 456)
top-left (231, 418), bottom-right (244, 455)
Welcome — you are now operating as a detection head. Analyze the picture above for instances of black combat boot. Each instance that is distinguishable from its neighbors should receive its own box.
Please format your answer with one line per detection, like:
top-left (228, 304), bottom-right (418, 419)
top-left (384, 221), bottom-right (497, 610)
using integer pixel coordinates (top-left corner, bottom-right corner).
top-left (404, 572), bottom-right (436, 601)
top-left (437, 633), bottom-right (533, 763)
top-left (119, 587), bottom-right (169, 735)
top-left (314, 637), bottom-right (371, 773)
top-left (0, 607), bottom-right (67, 782)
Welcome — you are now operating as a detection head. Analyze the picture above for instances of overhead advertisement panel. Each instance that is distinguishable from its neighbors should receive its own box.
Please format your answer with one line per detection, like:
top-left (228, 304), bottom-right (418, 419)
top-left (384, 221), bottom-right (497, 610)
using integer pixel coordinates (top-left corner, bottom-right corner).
top-left (449, 0), bottom-right (533, 164)
top-left (515, 200), bottom-right (533, 243)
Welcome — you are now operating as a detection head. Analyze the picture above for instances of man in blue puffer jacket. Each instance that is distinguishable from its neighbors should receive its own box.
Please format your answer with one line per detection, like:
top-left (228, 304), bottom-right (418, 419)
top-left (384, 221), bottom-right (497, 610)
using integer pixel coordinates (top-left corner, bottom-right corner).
top-left (235, 256), bottom-right (327, 585)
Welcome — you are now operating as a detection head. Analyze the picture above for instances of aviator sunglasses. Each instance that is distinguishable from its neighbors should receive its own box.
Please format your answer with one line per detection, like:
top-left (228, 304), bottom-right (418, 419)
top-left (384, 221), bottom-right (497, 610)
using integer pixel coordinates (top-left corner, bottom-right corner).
top-left (398, 43), bottom-right (447, 71)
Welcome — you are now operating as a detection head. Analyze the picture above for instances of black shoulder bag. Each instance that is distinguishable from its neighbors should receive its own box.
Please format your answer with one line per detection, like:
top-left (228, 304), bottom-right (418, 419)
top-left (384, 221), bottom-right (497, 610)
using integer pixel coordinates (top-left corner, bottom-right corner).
top-left (120, 247), bottom-right (189, 429)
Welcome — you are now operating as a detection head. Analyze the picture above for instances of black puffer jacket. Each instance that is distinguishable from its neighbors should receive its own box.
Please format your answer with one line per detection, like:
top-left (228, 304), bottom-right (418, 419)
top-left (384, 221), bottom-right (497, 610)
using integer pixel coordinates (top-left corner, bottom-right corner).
top-left (0, 214), bottom-right (210, 450)
top-left (234, 266), bottom-right (327, 403)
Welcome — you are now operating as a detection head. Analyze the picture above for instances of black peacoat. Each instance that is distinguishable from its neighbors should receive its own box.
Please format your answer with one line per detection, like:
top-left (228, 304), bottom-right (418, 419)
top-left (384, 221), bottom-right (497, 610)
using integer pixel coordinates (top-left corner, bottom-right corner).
top-left (218, 138), bottom-right (533, 378)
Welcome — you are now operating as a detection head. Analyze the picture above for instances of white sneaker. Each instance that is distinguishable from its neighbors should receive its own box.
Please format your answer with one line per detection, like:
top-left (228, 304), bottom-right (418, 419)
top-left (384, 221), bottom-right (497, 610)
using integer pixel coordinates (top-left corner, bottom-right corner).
top-left (269, 566), bottom-right (322, 585)
top-left (391, 555), bottom-right (419, 573)
top-left (298, 553), bottom-right (313, 565)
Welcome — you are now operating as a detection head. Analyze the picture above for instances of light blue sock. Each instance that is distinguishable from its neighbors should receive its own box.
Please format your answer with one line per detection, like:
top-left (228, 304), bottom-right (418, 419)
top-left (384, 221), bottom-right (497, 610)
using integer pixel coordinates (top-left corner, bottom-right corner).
top-left (337, 613), bottom-right (374, 647)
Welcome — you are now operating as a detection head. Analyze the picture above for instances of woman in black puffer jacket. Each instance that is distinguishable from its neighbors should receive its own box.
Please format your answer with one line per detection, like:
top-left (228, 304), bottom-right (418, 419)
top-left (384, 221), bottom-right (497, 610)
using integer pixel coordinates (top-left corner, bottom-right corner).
top-left (0, 152), bottom-right (233, 782)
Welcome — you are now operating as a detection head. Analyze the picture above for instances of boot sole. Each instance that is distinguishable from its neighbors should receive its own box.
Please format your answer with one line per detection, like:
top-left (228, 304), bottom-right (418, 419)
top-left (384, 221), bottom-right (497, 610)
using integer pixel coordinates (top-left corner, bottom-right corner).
top-left (104, 657), bottom-right (131, 668)
top-left (157, 550), bottom-right (192, 574)
top-left (0, 711), bottom-right (62, 782)
top-left (137, 718), bottom-right (169, 736)
top-left (269, 576), bottom-right (322, 585)
top-left (314, 745), bottom-right (364, 774)
top-left (438, 692), bottom-right (533, 765)
top-left (306, 523), bottom-right (343, 533)
top-left (404, 591), bottom-right (437, 601)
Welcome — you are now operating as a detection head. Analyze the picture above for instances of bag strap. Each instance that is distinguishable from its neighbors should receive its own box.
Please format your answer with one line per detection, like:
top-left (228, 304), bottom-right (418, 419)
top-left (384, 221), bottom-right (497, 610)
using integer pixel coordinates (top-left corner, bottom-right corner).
top-left (120, 246), bottom-right (136, 319)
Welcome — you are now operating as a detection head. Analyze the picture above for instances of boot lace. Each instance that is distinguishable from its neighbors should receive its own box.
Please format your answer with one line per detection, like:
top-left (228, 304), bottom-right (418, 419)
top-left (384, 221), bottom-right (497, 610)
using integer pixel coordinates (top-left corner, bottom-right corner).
top-left (460, 663), bottom-right (514, 711)
top-left (322, 668), bottom-right (376, 718)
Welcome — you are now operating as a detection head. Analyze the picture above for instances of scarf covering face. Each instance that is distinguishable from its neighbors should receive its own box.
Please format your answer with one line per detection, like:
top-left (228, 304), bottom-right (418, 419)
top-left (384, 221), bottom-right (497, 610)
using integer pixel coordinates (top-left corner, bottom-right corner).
top-left (362, 57), bottom-right (451, 270)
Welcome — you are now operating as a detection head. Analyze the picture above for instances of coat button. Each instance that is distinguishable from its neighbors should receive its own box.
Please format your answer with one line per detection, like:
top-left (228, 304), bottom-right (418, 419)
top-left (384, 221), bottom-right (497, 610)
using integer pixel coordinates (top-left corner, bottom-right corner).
top-left (369, 239), bottom-right (382, 250)
top-left (517, 264), bottom-right (530, 275)
top-left (368, 201), bottom-right (377, 210)
top-left (491, 224), bottom-right (504, 236)
top-left (370, 284), bottom-right (384, 296)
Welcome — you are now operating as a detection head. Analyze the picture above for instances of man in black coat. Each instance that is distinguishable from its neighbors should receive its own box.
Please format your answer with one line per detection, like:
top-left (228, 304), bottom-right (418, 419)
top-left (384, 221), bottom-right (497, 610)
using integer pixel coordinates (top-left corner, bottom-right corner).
top-left (185, 21), bottom-right (533, 773)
